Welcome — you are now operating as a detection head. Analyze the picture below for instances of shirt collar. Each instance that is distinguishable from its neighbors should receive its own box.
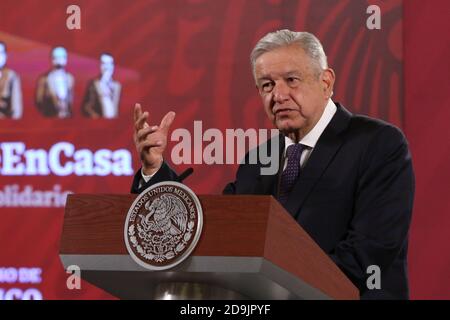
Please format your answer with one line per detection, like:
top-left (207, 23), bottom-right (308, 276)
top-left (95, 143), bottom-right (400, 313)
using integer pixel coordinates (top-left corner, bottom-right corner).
top-left (284, 99), bottom-right (337, 150)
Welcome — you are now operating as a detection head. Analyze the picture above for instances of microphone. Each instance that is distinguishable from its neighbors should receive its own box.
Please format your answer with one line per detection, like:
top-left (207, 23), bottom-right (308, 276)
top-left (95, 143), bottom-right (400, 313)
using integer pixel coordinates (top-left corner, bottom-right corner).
top-left (176, 167), bottom-right (194, 183)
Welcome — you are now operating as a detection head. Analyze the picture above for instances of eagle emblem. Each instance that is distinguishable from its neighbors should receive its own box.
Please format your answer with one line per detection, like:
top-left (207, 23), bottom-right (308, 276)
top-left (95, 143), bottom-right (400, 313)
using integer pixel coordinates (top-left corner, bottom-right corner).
top-left (124, 182), bottom-right (203, 270)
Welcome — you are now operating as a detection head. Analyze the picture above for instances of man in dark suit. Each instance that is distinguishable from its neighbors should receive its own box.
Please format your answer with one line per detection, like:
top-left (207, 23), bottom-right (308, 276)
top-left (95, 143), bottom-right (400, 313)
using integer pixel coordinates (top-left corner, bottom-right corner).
top-left (0, 41), bottom-right (23, 119)
top-left (131, 30), bottom-right (415, 299)
top-left (36, 46), bottom-right (74, 118)
top-left (81, 53), bottom-right (121, 119)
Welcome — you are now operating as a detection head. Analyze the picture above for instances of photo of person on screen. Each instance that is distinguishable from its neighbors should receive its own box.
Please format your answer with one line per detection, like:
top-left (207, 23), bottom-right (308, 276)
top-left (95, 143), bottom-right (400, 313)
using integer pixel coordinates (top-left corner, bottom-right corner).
top-left (0, 41), bottom-right (23, 119)
top-left (81, 53), bottom-right (121, 119)
top-left (35, 46), bottom-right (74, 118)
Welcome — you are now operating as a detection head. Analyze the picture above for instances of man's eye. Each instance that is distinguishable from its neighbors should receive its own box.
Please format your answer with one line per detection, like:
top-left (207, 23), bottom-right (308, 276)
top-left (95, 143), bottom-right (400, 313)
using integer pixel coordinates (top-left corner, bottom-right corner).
top-left (261, 82), bottom-right (274, 92)
top-left (287, 77), bottom-right (300, 85)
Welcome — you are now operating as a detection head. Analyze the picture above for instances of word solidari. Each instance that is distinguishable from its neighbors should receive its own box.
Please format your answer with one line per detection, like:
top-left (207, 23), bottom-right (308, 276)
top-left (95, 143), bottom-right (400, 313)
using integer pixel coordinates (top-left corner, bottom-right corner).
top-left (0, 142), bottom-right (133, 176)
top-left (0, 184), bottom-right (70, 207)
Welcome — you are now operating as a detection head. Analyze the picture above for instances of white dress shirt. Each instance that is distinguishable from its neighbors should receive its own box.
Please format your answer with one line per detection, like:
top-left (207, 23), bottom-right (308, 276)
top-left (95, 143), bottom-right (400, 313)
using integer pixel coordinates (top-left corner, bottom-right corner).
top-left (283, 99), bottom-right (337, 170)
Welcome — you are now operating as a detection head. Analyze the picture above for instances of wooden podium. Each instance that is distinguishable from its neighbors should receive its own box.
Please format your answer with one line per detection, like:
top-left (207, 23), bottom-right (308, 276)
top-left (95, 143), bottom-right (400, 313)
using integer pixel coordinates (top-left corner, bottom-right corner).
top-left (59, 194), bottom-right (359, 300)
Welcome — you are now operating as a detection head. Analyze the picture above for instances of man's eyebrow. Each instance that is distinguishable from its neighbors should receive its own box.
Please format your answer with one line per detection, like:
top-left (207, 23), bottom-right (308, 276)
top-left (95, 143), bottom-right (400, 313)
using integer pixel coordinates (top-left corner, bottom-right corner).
top-left (257, 71), bottom-right (302, 81)
top-left (284, 71), bottom-right (302, 77)
top-left (256, 75), bottom-right (273, 82)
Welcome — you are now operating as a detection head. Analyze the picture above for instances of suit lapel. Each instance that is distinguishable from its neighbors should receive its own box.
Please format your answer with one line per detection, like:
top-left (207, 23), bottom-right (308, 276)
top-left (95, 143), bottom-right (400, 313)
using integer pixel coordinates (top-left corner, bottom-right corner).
top-left (284, 104), bottom-right (352, 218)
top-left (254, 133), bottom-right (284, 197)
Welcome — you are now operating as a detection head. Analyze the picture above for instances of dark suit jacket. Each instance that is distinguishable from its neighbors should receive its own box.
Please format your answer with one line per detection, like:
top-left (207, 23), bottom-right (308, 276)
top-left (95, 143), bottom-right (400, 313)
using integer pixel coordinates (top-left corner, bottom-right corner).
top-left (81, 78), bottom-right (121, 118)
top-left (131, 103), bottom-right (415, 299)
top-left (35, 72), bottom-right (74, 118)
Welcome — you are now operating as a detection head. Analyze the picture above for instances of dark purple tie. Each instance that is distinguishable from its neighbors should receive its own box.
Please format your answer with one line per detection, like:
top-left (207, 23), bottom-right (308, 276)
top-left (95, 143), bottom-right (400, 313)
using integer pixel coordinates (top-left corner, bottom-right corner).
top-left (278, 143), bottom-right (305, 206)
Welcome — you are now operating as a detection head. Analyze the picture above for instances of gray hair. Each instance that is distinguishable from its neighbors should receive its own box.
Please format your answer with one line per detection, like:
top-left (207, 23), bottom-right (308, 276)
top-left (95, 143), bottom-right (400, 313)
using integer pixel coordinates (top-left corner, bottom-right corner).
top-left (250, 29), bottom-right (328, 79)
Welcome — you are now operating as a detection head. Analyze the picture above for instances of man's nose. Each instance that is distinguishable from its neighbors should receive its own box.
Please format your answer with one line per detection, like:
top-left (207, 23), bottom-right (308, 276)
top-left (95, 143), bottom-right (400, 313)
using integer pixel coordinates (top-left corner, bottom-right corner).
top-left (272, 81), bottom-right (290, 103)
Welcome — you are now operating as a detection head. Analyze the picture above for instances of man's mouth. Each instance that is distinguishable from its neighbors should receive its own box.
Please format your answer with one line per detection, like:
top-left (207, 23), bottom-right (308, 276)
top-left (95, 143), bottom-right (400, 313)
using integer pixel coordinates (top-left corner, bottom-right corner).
top-left (274, 108), bottom-right (295, 116)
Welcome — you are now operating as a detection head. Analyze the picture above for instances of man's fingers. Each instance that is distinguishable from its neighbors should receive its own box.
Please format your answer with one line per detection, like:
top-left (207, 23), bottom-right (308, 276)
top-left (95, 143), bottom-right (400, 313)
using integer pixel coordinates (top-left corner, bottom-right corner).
top-left (138, 139), bottom-right (163, 152)
top-left (160, 111), bottom-right (176, 133)
top-left (134, 103), bottom-right (142, 123)
top-left (136, 125), bottom-right (159, 141)
top-left (135, 111), bottom-right (149, 131)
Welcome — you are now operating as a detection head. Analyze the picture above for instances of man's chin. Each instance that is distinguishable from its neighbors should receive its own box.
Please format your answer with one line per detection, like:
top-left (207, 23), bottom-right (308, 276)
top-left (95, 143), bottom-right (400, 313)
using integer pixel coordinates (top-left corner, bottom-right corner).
top-left (275, 120), bottom-right (300, 134)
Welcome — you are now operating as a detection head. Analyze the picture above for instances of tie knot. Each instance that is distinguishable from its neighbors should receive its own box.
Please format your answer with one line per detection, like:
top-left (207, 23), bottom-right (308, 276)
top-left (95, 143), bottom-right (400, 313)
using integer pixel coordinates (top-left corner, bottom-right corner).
top-left (286, 143), bottom-right (304, 160)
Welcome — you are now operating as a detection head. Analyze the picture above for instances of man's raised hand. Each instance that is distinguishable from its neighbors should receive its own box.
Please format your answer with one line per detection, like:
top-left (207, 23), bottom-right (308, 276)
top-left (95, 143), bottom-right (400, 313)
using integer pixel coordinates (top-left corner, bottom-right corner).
top-left (133, 103), bottom-right (176, 175)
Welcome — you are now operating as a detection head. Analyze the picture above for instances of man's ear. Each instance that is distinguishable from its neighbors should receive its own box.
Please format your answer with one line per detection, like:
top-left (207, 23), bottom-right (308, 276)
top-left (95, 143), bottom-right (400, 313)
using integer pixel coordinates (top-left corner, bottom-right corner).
top-left (321, 68), bottom-right (335, 99)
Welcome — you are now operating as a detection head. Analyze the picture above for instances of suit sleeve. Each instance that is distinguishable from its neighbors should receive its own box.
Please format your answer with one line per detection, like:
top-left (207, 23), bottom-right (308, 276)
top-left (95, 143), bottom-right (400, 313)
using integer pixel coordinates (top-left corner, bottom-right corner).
top-left (81, 81), bottom-right (98, 118)
top-left (130, 161), bottom-right (179, 194)
top-left (35, 76), bottom-right (47, 113)
top-left (222, 182), bottom-right (237, 194)
top-left (222, 165), bottom-right (245, 194)
top-left (222, 151), bottom-right (257, 195)
top-left (329, 125), bottom-right (415, 294)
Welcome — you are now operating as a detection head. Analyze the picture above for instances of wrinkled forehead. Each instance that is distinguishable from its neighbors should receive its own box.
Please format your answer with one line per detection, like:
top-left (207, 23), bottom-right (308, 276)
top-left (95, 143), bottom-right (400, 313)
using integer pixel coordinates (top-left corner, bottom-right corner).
top-left (52, 47), bottom-right (67, 58)
top-left (100, 54), bottom-right (114, 65)
top-left (255, 47), bottom-right (311, 78)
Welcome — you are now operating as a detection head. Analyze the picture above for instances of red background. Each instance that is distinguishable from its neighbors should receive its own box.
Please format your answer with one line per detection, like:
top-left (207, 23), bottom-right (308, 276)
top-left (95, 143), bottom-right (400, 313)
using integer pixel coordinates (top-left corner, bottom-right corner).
top-left (0, 0), bottom-right (448, 299)
top-left (404, 0), bottom-right (450, 300)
